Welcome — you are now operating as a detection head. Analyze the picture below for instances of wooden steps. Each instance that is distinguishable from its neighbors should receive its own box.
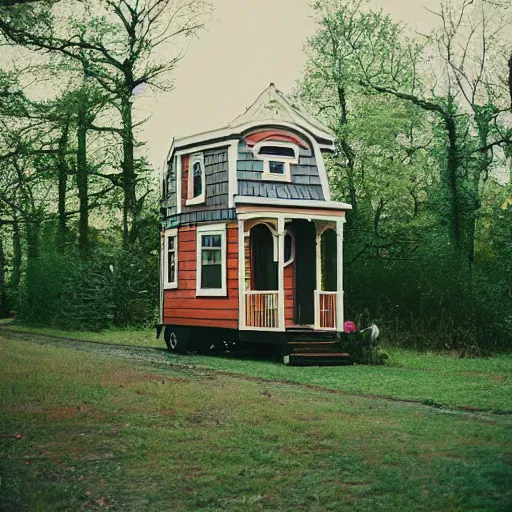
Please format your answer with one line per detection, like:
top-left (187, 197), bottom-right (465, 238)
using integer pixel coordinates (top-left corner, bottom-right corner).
top-left (283, 329), bottom-right (352, 366)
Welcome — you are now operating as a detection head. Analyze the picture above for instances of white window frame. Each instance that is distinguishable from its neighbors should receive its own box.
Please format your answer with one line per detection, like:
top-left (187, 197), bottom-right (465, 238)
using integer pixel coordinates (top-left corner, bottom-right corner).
top-left (186, 152), bottom-right (206, 206)
top-left (163, 228), bottom-right (178, 289)
top-left (253, 141), bottom-right (299, 182)
top-left (196, 223), bottom-right (227, 297)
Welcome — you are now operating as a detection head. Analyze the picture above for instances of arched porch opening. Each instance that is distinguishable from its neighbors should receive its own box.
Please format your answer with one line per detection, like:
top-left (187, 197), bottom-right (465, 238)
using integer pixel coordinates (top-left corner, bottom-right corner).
top-left (250, 223), bottom-right (278, 291)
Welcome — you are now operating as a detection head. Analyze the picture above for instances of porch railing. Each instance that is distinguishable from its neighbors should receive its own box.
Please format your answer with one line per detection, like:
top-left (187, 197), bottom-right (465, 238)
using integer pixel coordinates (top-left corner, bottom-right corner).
top-left (245, 291), bottom-right (279, 329)
top-left (315, 291), bottom-right (337, 330)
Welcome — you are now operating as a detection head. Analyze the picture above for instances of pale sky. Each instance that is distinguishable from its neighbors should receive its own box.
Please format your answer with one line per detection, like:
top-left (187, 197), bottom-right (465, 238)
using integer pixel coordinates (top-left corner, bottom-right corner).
top-left (141, 0), bottom-right (441, 173)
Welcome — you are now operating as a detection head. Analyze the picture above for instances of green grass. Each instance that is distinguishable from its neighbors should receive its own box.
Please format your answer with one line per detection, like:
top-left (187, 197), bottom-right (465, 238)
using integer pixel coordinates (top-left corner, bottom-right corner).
top-left (2, 323), bottom-right (512, 412)
top-left (0, 322), bottom-right (160, 348)
top-left (1, 334), bottom-right (512, 511)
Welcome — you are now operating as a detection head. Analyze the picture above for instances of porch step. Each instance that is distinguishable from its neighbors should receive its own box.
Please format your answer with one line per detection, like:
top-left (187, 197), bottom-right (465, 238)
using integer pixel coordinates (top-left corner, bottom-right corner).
top-left (284, 352), bottom-right (352, 366)
top-left (287, 341), bottom-right (338, 353)
top-left (286, 330), bottom-right (338, 343)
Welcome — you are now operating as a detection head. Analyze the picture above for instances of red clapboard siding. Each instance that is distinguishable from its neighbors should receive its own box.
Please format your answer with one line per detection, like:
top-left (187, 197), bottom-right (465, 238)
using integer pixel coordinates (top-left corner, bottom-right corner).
top-left (164, 223), bottom-right (239, 329)
top-left (284, 262), bottom-right (295, 326)
top-left (165, 318), bottom-right (238, 329)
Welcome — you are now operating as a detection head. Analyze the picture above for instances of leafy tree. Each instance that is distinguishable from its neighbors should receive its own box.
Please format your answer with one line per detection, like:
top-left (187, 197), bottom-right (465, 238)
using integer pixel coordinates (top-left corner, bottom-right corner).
top-left (0, 0), bottom-right (212, 247)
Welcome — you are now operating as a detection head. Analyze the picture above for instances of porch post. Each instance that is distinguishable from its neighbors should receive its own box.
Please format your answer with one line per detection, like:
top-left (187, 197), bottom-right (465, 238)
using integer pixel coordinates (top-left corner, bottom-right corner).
top-left (336, 218), bottom-right (346, 330)
top-left (238, 219), bottom-right (246, 330)
top-left (277, 216), bottom-right (285, 331)
top-left (314, 224), bottom-right (321, 329)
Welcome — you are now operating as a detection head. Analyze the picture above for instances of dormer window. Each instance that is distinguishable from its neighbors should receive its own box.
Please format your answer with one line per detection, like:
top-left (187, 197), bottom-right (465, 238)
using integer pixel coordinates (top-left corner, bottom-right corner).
top-left (253, 141), bottom-right (299, 182)
top-left (187, 152), bottom-right (205, 205)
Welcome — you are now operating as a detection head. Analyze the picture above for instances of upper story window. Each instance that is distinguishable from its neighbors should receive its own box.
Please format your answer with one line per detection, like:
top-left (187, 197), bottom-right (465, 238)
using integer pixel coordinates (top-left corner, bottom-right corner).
top-left (253, 141), bottom-right (299, 182)
top-left (163, 228), bottom-right (178, 289)
top-left (187, 152), bottom-right (205, 206)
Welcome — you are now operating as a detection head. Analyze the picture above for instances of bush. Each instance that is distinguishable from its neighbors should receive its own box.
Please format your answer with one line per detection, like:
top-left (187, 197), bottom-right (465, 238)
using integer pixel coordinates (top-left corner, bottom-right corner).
top-left (17, 225), bottom-right (158, 330)
top-left (338, 329), bottom-right (388, 365)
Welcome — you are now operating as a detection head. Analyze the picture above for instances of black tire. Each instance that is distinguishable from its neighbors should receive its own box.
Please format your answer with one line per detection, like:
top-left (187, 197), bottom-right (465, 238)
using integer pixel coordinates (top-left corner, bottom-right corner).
top-left (164, 326), bottom-right (190, 354)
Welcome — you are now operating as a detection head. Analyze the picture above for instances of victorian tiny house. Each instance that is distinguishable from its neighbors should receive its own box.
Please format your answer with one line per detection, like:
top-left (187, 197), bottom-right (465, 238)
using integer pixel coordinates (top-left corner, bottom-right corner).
top-left (158, 84), bottom-right (352, 365)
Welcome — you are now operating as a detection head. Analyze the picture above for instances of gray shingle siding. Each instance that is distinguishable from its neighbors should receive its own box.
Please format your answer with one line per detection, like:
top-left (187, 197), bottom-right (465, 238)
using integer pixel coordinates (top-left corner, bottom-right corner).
top-left (238, 181), bottom-right (324, 200)
top-left (237, 140), bottom-right (324, 201)
top-left (162, 158), bottom-right (178, 217)
top-left (181, 147), bottom-right (229, 213)
top-left (163, 208), bottom-right (237, 228)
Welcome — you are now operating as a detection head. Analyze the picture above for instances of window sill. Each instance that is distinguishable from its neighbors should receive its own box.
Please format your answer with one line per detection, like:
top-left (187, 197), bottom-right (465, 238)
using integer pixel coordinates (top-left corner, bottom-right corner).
top-left (196, 288), bottom-right (227, 297)
top-left (261, 172), bottom-right (291, 182)
top-left (186, 194), bottom-right (206, 206)
top-left (163, 282), bottom-right (178, 290)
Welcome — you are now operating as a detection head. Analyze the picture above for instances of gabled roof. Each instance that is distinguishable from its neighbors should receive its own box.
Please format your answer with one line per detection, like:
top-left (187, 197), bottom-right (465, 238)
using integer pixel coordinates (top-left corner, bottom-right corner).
top-left (229, 83), bottom-right (334, 142)
top-left (167, 84), bottom-right (335, 161)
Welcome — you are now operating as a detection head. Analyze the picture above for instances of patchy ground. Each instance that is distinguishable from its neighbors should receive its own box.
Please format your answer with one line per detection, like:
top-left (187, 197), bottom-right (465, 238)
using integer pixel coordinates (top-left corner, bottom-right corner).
top-left (1, 330), bottom-right (511, 511)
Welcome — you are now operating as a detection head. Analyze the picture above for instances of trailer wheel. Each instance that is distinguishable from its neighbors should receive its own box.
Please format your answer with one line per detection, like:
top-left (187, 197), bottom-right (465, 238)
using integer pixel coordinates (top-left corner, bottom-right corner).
top-left (164, 326), bottom-right (190, 354)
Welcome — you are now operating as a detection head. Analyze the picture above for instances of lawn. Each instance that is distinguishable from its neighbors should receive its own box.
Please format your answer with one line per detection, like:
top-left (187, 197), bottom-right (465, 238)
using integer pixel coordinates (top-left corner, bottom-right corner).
top-left (2, 323), bottom-right (512, 412)
top-left (1, 330), bottom-right (512, 511)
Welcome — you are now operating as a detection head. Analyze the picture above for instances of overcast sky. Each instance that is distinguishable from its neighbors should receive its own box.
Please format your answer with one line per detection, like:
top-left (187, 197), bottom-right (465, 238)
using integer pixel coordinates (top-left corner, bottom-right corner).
top-left (140, 0), bottom-right (442, 173)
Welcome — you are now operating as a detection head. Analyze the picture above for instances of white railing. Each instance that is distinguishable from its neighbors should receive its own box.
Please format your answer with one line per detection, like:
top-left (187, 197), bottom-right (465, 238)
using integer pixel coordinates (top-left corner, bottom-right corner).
top-left (315, 291), bottom-right (337, 330)
top-left (245, 291), bottom-right (279, 329)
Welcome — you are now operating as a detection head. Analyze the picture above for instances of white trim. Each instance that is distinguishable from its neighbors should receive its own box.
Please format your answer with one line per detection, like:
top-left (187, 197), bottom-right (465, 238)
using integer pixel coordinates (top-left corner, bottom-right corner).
top-left (228, 141), bottom-right (238, 208)
top-left (238, 220), bottom-right (246, 329)
top-left (234, 196), bottom-right (352, 210)
top-left (314, 142), bottom-right (331, 201)
top-left (315, 231), bottom-right (322, 297)
top-left (253, 141), bottom-right (299, 181)
top-left (176, 155), bottom-right (182, 215)
top-left (336, 220), bottom-right (345, 330)
top-left (186, 152), bottom-right (206, 206)
top-left (196, 223), bottom-right (227, 297)
top-left (169, 121), bottom-right (334, 160)
top-left (163, 228), bottom-right (178, 290)
top-left (174, 140), bottom-right (232, 156)
top-left (158, 230), bottom-right (165, 324)
top-left (277, 216), bottom-right (285, 331)
top-left (238, 212), bottom-right (347, 223)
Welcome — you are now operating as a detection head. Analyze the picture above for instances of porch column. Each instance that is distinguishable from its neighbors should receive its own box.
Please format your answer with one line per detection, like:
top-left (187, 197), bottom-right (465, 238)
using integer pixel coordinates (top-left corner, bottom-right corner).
top-left (277, 216), bottom-right (285, 331)
top-left (238, 219), bottom-right (246, 330)
top-left (336, 218), bottom-right (346, 330)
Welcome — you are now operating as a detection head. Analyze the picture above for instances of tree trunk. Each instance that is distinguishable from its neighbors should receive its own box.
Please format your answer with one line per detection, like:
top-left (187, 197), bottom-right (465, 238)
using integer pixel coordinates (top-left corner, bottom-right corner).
top-left (26, 218), bottom-right (39, 261)
top-left (120, 90), bottom-right (137, 248)
top-left (11, 213), bottom-right (21, 290)
top-left (444, 112), bottom-right (461, 250)
top-left (337, 85), bottom-right (357, 210)
top-left (0, 234), bottom-right (8, 317)
top-left (58, 115), bottom-right (70, 250)
top-left (77, 89), bottom-right (89, 256)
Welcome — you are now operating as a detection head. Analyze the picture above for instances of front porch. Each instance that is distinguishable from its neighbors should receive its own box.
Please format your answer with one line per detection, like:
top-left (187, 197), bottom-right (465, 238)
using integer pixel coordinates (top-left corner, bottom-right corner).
top-left (237, 206), bottom-right (346, 333)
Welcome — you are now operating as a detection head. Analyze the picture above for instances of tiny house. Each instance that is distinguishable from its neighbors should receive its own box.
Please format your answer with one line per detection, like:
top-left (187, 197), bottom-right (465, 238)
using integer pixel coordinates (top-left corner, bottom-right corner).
top-left (158, 84), bottom-right (352, 365)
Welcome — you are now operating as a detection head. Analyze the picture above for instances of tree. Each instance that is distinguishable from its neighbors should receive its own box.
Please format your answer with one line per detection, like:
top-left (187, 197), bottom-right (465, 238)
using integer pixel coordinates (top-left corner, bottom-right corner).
top-left (0, 0), bottom-right (212, 247)
top-left (298, 0), bottom-right (433, 262)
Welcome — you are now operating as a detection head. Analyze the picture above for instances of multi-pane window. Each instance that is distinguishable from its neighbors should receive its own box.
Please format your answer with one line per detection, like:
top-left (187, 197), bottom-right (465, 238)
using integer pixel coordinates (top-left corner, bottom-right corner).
top-left (163, 229), bottom-right (178, 289)
top-left (253, 142), bottom-right (299, 181)
top-left (200, 235), bottom-right (222, 289)
top-left (196, 224), bottom-right (226, 296)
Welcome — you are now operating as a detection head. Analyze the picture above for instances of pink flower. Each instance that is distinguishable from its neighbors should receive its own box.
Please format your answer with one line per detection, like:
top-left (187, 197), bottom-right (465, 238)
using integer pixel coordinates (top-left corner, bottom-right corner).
top-left (344, 321), bottom-right (357, 333)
